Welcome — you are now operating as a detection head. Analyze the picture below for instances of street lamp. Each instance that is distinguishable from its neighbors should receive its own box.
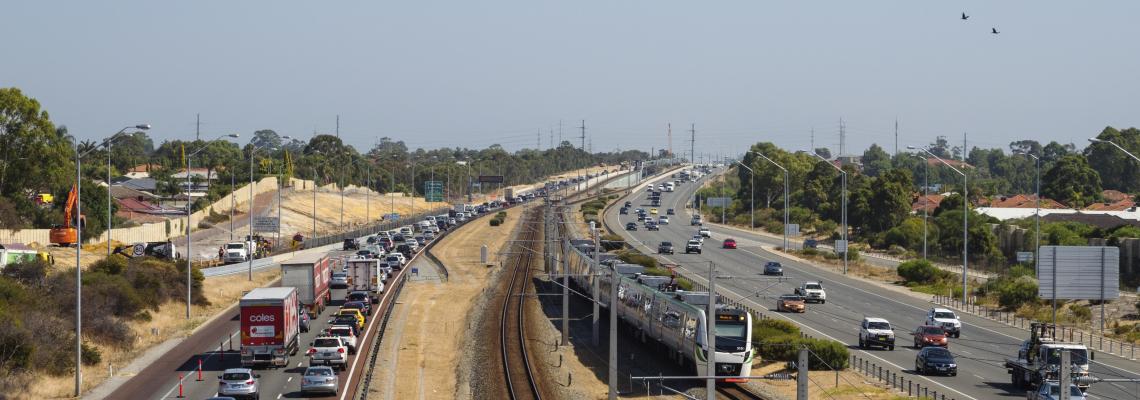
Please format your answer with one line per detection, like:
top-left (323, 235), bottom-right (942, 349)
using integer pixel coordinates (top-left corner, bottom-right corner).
top-left (276, 136), bottom-right (293, 251)
top-left (248, 143), bottom-right (276, 281)
top-left (808, 152), bottom-right (848, 274)
top-left (909, 145), bottom-right (968, 304)
top-left (732, 160), bottom-right (755, 230)
top-left (105, 124), bottom-right (151, 255)
top-left (457, 160), bottom-right (472, 202)
top-left (751, 151), bottom-right (789, 250)
top-left (186, 134), bottom-right (240, 318)
top-left (348, 156), bottom-right (375, 226)
top-left (1014, 151), bottom-right (1043, 319)
top-left (73, 123), bottom-right (149, 397)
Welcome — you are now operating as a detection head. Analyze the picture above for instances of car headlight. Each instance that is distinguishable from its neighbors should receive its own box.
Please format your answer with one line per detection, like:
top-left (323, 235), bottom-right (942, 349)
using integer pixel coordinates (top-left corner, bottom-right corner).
top-left (948, 364), bottom-right (956, 368)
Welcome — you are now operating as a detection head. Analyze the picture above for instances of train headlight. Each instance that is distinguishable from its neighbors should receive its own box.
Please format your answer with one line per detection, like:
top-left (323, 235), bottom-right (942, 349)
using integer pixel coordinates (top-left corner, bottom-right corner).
top-left (718, 364), bottom-right (734, 373)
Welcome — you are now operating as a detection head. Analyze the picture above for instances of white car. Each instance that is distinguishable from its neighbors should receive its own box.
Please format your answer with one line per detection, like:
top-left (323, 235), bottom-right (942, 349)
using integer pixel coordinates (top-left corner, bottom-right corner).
top-left (1029, 381), bottom-right (1086, 400)
top-left (326, 325), bottom-right (358, 354)
top-left (658, 216), bottom-right (670, 225)
top-left (307, 335), bottom-right (348, 371)
top-left (858, 317), bottom-right (895, 350)
top-left (795, 281), bottom-right (827, 304)
top-left (698, 227), bottom-right (711, 237)
top-left (925, 308), bottom-right (961, 338)
top-left (399, 226), bottom-right (414, 236)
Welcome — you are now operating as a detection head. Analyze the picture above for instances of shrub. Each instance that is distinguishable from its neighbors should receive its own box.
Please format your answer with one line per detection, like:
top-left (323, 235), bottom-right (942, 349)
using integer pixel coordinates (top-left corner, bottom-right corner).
top-left (617, 251), bottom-right (659, 269)
top-left (897, 259), bottom-right (946, 284)
top-left (489, 218), bottom-right (502, 226)
top-left (90, 255), bottom-right (128, 275)
top-left (754, 318), bottom-right (800, 339)
top-left (753, 334), bottom-right (848, 370)
top-left (1, 259), bottom-right (49, 287)
top-left (1070, 304), bottom-right (1092, 321)
top-left (997, 277), bottom-right (1038, 309)
top-left (81, 342), bottom-right (102, 365)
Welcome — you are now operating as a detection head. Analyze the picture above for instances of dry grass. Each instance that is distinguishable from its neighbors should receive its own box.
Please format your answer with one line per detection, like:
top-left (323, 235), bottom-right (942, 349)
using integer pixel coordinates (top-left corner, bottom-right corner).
top-left (24, 267), bottom-right (282, 399)
top-left (369, 205), bottom-right (531, 400)
top-left (276, 190), bottom-right (437, 237)
top-left (753, 362), bottom-right (910, 400)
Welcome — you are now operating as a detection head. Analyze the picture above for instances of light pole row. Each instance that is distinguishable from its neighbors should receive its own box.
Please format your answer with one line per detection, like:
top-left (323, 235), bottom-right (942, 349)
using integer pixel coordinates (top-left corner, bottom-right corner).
top-left (909, 146), bottom-right (968, 303)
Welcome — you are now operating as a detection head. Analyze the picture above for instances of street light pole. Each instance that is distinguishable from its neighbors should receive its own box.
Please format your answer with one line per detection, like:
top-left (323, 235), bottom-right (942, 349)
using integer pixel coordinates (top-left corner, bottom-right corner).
top-left (104, 125), bottom-right (150, 255)
top-left (811, 152), bottom-right (848, 274)
top-left (752, 151), bottom-right (789, 250)
top-left (910, 146), bottom-right (968, 303)
top-left (248, 144), bottom-right (276, 281)
top-left (186, 134), bottom-right (239, 318)
top-left (923, 158), bottom-right (928, 259)
top-left (732, 160), bottom-right (755, 230)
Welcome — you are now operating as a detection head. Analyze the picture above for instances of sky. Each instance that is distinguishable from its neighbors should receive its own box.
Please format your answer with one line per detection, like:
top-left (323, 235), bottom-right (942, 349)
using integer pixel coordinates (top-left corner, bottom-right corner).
top-left (4, 1), bottom-right (1139, 158)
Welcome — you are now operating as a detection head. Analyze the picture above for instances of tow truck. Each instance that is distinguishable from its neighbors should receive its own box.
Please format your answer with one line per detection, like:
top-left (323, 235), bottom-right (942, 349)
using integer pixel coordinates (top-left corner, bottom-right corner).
top-left (1005, 322), bottom-right (1092, 392)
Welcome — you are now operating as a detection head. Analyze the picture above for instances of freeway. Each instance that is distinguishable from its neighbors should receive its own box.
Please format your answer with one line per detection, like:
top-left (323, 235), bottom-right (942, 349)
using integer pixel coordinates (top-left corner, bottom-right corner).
top-left (605, 167), bottom-right (1140, 400)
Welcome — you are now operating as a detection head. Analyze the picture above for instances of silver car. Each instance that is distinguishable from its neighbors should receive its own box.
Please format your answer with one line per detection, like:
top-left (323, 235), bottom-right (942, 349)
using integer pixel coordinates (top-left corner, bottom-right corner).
top-left (300, 366), bottom-right (339, 395)
top-left (330, 272), bottom-right (348, 288)
top-left (216, 368), bottom-right (260, 400)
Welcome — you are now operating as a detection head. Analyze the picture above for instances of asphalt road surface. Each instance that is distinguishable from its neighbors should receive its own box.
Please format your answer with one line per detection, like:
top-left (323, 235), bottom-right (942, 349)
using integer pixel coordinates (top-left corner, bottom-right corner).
top-left (605, 167), bottom-right (1140, 400)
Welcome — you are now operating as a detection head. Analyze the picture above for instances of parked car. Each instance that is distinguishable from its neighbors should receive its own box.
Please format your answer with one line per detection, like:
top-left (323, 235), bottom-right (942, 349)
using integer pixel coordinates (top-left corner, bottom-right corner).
top-left (914, 346), bottom-right (957, 376)
top-left (657, 241), bottom-right (674, 254)
top-left (777, 294), bottom-right (806, 313)
top-left (300, 366), bottom-right (339, 395)
top-left (763, 261), bottom-right (783, 276)
top-left (216, 368), bottom-right (260, 400)
top-left (722, 238), bottom-right (737, 249)
top-left (912, 325), bottom-right (949, 348)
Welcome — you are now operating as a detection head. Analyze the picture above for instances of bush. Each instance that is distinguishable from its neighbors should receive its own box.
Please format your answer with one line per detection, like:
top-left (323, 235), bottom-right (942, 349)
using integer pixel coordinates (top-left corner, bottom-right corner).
top-left (754, 318), bottom-right (800, 339)
top-left (997, 277), bottom-right (1038, 309)
top-left (90, 255), bottom-right (128, 275)
top-left (489, 218), bottom-right (502, 226)
top-left (897, 259), bottom-right (946, 284)
top-left (1, 259), bottom-right (49, 287)
top-left (754, 334), bottom-right (849, 370)
top-left (81, 342), bottom-right (102, 365)
top-left (618, 251), bottom-right (659, 269)
top-left (1070, 304), bottom-right (1092, 321)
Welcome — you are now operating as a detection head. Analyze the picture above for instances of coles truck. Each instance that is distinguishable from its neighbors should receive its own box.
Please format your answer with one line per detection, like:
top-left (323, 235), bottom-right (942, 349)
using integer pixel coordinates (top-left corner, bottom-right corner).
top-left (346, 257), bottom-right (385, 304)
top-left (240, 287), bottom-right (301, 368)
top-left (281, 253), bottom-right (332, 314)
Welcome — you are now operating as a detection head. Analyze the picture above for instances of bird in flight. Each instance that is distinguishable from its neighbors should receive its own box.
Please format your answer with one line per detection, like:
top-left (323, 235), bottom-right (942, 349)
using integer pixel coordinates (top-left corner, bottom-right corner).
top-left (992, 27), bottom-right (1000, 34)
top-left (961, 12), bottom-right (969, 20)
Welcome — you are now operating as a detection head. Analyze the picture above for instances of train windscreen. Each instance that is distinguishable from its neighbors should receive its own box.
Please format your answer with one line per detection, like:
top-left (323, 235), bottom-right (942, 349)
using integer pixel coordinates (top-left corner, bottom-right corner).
top-left (714, 323), bottom-right (748, 351)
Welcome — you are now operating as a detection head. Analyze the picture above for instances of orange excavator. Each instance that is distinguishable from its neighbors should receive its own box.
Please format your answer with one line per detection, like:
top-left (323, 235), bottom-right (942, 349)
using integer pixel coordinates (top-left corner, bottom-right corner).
top-left (49, 184), bottom-right (85, 247)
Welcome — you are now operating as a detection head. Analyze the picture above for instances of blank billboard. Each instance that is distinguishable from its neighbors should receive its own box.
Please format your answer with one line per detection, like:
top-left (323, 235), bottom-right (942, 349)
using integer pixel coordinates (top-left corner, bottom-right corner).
top-left (1038, 246), bottom-right (1119, 300)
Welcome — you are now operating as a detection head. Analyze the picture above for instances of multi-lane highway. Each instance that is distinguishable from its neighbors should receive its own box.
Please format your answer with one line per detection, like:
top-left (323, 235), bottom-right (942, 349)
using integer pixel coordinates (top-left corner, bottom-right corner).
top-left (605, 167), bottom-right (1140, 400)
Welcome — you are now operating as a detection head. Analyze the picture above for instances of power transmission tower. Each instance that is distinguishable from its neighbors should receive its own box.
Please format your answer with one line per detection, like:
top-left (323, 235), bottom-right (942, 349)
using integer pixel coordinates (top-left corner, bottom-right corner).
top-left (667, 123), bottom-right (673, 157)
top-left (894, 118), bottom-right (899, 157)
top-left (579, 119), bottom-right (586, 150)
top-left (559, 120), bottom-right (563, 145)
top-left (336, 115), bottom-right (340, 138)
top-left (549, 128), bottom-right (554, 149)
top-left (810, 126), bottom-right (814, 154)
top-left (689, 123), bottom-right (696, 164)
top-left (196, 113), bottom-right (200, 140)
top-left (839, 118), bottom-right (846, 157)
top-left (537, 130), bottom-right (541, 149)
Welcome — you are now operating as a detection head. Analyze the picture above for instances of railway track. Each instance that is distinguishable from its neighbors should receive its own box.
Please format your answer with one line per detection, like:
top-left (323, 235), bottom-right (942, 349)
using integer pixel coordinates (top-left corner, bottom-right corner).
top-left (716, 383), bottom-right (768, 400)
top-left (499, 210), bottom-right (543, 400)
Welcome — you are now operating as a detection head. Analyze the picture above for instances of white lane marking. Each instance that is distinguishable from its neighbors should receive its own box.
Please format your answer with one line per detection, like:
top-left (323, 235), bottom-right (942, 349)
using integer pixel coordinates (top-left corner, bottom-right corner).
top-left (277, 394), bottom-right (283, 399)
top-left (297, 361), bottom-right (303, 367)
top-left (157, 328), bottom-right (243, 400)
top-left (620, 226), bottom-right (980, 400)
top-left (287, 376), bottom-right (292, 382)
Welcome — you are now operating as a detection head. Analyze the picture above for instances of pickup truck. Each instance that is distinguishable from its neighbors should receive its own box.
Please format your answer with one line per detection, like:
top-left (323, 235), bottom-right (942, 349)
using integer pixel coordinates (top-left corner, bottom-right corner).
top-left (794, 281), bottom-right (827, 303)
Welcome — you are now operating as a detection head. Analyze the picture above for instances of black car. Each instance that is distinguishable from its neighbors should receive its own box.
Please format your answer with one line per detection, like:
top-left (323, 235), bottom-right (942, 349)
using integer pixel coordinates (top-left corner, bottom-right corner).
top-left (619, 208), bottom-right (628, 215)
top-left (645, 222), bottom-right (660, 231)
top-left (343, 300), bottom-right (372, 318)
top-left (657, 241), bottom-right (674, 254)
top-left (666, 208), bottom-right (675, 215)
top-left (395, 244), bottom-right (413, 256)
top-left (763, 261), bottom-right (784, 276)
top-left (355, 250), bottom-right (378, 259)
top-left (625, 222), bottom-right (638, 231)
top-left (914, 347), bottom-right (957, 376)
top-left (346, 291), bottom-right (373, 307)
top-left (343, 239), bottom-right (359, 251)
top-left (624, 201), bottom-right (632, 208)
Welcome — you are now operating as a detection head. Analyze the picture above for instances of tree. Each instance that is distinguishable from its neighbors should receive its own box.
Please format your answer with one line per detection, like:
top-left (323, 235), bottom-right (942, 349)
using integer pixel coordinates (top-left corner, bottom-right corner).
top-left (935, 209), bottom-right (1000, 262)
top-left (858, 168), bottom-right (913, 234)
top-left (861, 144), bottom-right (891, 177)
top-left (0, 88), bottom-right (74, 227)
top-left (813, 148), bottom-right (832, 159)
top-left (250, 129), bottom-right (282, 150)
top-left (1009, 140), bottom-right (1043, 158)
top-left (928, 136), bottom-right (952, 159)
top-left (1085, 127), bottom-right (1140, 192)
top-left (1043, 155), bottom-right (1102, 208)
top-left (1042, 141), bottom-right (1076, 164)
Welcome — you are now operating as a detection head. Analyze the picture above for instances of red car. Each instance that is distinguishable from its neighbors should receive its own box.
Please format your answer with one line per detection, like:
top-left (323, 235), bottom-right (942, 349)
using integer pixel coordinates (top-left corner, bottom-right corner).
top-left (912, 325), bottom-right (949, 348)
top-left (722, 238), bottom-right (737, 249)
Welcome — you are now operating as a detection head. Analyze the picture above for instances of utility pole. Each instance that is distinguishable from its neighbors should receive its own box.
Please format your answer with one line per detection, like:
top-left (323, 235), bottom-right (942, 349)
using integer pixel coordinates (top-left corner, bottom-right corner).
top-left (559, 120), bottom-right (563, 145)
top-left (705, 262), bottom-right (717, 399)
top-left (810, 127), bottom-right (814, 154)
top-left (195, 113), bottom-right (200, 141)
top-left (579, 119), bottom-right (586, 150)
top-left (537, 129), bottom-right (541, 150)
top-left (667, 123), bottom-right (673, 157)
top-left (549, 128), bottom-right (554, 150)
top-left (335, 115), bottom-right (340, 138)
top-left (608, 248), bottom-right (619, 400)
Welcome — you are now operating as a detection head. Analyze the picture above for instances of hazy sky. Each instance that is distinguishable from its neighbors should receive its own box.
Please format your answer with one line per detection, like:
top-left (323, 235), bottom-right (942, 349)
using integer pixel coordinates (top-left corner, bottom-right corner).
top-left (5, 1), bottom-right (1139, 157)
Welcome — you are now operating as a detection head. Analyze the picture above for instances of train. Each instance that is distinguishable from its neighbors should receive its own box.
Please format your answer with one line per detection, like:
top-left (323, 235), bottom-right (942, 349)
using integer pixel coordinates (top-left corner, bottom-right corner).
top-left (562, 240), bottom-right (755, 381)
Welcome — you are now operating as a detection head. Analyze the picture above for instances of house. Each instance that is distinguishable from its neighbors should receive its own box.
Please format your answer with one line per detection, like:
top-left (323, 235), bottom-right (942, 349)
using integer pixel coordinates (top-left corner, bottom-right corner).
top-left (976, 194), bottom-right (1066, 209)
top-left (925, 158), bottom-right (972, 169)
top-left (1086, 190), bottom-right (1136, 211)
top-left (118, 178), bottom-right (157, 193)
top-left (125, 163), bottom-right (161, 179)
top-left (170, 168), bottom-right (218, 180)
top-left (912, 193), bottom-right (944, 214)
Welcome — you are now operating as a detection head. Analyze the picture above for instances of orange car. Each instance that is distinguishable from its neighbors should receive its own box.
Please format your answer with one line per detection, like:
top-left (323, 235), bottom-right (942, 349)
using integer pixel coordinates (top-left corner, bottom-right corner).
top-left (912, 325), bottom-right (949, 348)
top-left (777, 294), bottom-right (806, 313)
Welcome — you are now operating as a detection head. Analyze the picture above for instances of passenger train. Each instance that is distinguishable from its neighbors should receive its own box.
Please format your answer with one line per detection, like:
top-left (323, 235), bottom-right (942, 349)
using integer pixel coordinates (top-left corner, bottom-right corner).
top-left (563, 241), bottom-right (755, 381)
